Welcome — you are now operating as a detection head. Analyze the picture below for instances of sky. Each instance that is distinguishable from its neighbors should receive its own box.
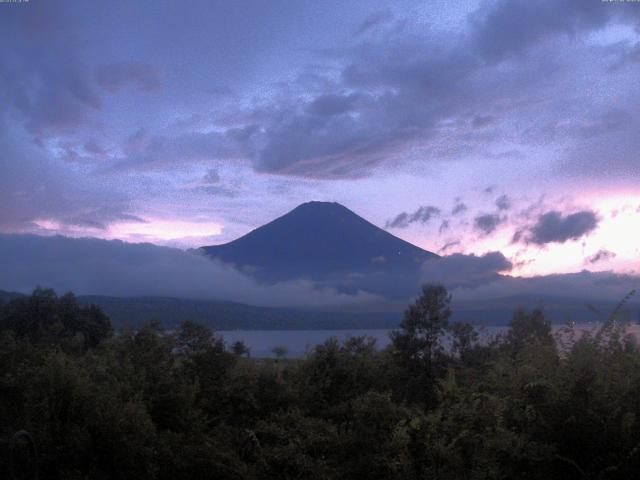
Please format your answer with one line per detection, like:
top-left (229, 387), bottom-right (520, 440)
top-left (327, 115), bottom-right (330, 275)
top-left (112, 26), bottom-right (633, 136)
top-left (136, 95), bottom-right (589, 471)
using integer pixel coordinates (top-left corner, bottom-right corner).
top-left (1, 0), bottom-right (640, 281)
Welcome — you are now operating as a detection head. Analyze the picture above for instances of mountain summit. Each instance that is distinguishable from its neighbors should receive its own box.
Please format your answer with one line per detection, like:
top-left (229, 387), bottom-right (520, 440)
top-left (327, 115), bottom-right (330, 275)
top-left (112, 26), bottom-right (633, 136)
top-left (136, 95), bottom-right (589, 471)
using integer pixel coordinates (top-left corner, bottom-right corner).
top-left (201, 201), bottom-right (437, 297)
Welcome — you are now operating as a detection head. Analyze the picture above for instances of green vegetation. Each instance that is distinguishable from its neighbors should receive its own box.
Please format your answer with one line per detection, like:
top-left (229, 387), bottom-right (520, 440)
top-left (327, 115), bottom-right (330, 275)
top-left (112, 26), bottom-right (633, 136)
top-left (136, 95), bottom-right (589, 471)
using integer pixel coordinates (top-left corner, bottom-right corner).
top-left (1, 287), bottom-right (640, 479)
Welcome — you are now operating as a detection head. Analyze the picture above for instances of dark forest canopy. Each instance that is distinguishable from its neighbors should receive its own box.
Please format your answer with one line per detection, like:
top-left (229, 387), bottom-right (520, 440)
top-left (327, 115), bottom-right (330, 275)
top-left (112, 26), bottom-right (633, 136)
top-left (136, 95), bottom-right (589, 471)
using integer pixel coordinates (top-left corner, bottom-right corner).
top-left (1, 287), bottom-right (640, 479)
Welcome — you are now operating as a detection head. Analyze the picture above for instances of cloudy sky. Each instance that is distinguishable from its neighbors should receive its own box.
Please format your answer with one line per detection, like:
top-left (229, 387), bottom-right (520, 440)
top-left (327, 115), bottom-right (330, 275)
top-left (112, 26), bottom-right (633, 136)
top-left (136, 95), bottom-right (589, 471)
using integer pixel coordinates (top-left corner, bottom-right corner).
top-left (2, 0), bottom-right (639, 279)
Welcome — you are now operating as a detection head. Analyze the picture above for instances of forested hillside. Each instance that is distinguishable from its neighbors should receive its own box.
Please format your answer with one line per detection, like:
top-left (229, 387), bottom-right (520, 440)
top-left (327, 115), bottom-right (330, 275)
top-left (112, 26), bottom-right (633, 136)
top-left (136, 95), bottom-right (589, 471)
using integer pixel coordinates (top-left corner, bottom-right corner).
top-left (1, 287), bottom-right (640, 479)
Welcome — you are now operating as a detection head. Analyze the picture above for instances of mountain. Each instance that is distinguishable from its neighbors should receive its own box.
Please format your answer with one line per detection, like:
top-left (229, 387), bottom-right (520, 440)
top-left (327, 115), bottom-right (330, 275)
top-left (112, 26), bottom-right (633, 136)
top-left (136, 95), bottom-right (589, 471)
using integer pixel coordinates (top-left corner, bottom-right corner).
top-left (0, 289), bottom-right (24, 304)
top-left (4, 290), bottom-right (635, 329)
top-left (201, 201), bottom-right (438, 297)
top-left (0, 289), bottom-right (399, 330)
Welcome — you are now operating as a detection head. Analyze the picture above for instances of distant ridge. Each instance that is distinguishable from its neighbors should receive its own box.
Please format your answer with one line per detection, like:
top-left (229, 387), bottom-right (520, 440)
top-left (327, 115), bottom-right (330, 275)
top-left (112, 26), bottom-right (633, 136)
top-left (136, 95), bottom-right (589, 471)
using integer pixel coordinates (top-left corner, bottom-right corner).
top-left (201, 201), bottom-right (437, 297)
top-left (4, 290), bottom-right (636, 329)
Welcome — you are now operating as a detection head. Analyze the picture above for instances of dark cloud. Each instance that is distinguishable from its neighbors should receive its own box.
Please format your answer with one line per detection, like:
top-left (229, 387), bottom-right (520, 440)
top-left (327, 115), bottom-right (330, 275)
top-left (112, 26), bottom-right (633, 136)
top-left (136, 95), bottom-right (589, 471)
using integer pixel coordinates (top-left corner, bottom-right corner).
top-left (386, 213), bottom-right (409, 229)
top-left (188, 168), bottom-right (239, 197)
top-left (386, 206), bottom-right (440, 229)
top-left (608, 42), bottom-right (640, 72)
top-left (0, 234), bottom-right (377, 307)
top-left (451, 200), bottom-right (468, 216)
top-left (222, 1), bottom-right (599, 178)
top-left (495, 194), bottom-right (511, 211)
top-left (421, 251), bottom-right (513, 288)
top-left (438, 240), bottom-right (461, 254)
top-left (63, 209), bottom-right (147, 231)
top-left (200, 186), bottom-right (239, 198)
top-left (203, 168), bottom-right (221, 185)
top-left (0, 134), bottom-right (136, 233)
top-left (560, 107), bottom-right (640, 178)
top-left (0, 2), bottom-right (101, 135)
top-left (474, 213), bottom-right (504, 235)
top-left (356, 10), bottom-right (394, 35)
top-left (2, 0), bottom-right (639, 254)
top-left (83, 140), bottom-right (107, 155)
top-left (469, 0), bottom-right (611, 61)
top-left (439, 220), bottom-right (450, 234)
top-left (305, 93), bottom-right (361, 117)
top-left (420, 250), bottom-right (638, 303)
top-left (53, 0), bottom-right (637, 182)
top-left (587, 249), bottom-right (616, 265)
top-left (472, 115), bottom-right (493, 128)
top-left (113, 129), bottom-right (242, 171)
top-left (95, 62), bottom-right (162, 93)
top-left (525, 210), bottom-right (599, 245)
top-left (206, 85), bottom-right (234, 97)
top-left (447, 270), bottom-right (640, 303)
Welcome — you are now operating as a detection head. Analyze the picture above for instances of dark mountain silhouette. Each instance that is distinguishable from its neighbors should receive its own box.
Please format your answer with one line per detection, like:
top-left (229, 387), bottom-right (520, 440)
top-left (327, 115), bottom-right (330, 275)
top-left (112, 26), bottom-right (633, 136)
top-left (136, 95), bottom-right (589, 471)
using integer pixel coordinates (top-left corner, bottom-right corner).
top-left (201, 201), bottom-right (438, 297)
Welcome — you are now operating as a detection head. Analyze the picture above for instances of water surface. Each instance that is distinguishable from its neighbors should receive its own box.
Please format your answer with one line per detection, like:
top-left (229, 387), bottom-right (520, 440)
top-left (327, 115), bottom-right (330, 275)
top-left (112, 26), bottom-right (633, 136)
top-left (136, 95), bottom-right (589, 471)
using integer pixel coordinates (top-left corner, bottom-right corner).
top-left (219, 323), bottom-right (640, 358)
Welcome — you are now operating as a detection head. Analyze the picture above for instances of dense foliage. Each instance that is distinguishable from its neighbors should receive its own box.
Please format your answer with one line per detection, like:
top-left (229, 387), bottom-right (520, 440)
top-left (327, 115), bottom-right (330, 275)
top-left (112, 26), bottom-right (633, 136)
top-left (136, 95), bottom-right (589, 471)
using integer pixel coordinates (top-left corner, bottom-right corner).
top-left (1, 286), bottom-right (640, 479)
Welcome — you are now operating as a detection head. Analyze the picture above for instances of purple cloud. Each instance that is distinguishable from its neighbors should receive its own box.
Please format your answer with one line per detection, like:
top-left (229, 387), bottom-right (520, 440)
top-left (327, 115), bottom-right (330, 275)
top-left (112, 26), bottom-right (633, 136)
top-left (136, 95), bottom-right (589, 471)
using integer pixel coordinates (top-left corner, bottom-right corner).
top-left (386, 206), bottom-right (440, 229)
top-left (525, 210), bottom-right (599, 245)
top-left (474, 213), bottom-right (504, 235)
top-left (587, 249), bottom-right (616, 265)
top-left (422, 251), bottom-right (513, 288)
top-left (95, 62), bottom-right (161, 93)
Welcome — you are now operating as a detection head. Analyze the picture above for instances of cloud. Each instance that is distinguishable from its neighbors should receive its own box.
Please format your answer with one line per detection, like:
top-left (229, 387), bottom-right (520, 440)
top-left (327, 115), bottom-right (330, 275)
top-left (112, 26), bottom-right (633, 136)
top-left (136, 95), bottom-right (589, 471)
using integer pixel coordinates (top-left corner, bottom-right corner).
top-left (609, 42), bottom-right (640, 72)
top-left (200, 185), bottom-right (239, 198)
top-left (203, 168), bottom-right (221, 184)
top-left (495, 194), bottom-right (511, 211)
top-left (386, 206), bottom-right (440, 229)
top-left (112, 129), bottom-right (243, 171)
top-left (0, 1), bottom-right (101, 135)
top-left (0, 133), bottom-right (136, 234)
top-left (229, 0), bottom-right (640, 179)
top-left (587, 249), bottom-right (616, 265)
top-left (419, 251), bottom-right (639, 303)
top-left (469, 0), bottom-right (611, 61)
top-left (421, 251), bottom-right (513, 288)
top-left (305, 93), bottom-right (361, 116)
top-left (451, 200), bottom-right (468, 216)
top-left (95, 62), bottom-right (161, 93)
top-left (207, 85), bottom-right (234, 97)
top-left (524, 210), bottom-right (599, 245)
top-left (356, 10), bottom-right (394, 35)
top-left (438, 240), bottom-right (461, 254)
top-left (17, 0), bottom-right (634, 184)
top-left (63, 209), bottom-right (147, 231)
top-left (83, 139), bottom-right (107, 155)
top-left (0, 234), bottom-right (378, 307)
top-left (448, 270), bottom-right (640, 303)
top-left (474, 213), bottom-right (504, 235)
top-left (2, 0), bottom-right (640, 260)
top-left (472, 115), bottom-right (493, 128)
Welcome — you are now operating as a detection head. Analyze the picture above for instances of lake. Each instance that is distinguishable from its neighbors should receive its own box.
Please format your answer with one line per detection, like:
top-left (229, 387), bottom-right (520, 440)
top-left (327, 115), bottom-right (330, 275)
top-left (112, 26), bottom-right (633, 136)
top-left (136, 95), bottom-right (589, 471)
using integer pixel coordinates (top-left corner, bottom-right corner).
top-left (219, 323), bottom-right (640, 358)
top-left (219, 326), bottom-right (503, 358)
top-left (219, 329), bottom-right (394, 358)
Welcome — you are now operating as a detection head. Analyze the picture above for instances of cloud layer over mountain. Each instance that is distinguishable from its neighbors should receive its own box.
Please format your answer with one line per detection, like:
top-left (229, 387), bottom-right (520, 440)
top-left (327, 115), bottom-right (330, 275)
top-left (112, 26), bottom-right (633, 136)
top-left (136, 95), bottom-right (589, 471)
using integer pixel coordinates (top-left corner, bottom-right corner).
top-left (420, 251), bottom-right (638, 302)
top-left (0, 234), bottom-right (379, 307)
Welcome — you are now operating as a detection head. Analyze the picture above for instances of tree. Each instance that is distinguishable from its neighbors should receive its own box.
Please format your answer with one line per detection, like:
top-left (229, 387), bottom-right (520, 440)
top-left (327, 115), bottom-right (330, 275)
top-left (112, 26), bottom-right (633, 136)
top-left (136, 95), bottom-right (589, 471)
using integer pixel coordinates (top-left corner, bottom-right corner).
top-left (390, 284), bottom-right (451, 406)
top-left (231, 340), bottom-right (250, 357)
top-left (176, 320), bottom-right (214, 356)
top-left (0, 288), bottom-right (112, 351)
top-left (271, 345), bottom-right (288, 361)
top-left (506, 308), bottom-right (553, 355)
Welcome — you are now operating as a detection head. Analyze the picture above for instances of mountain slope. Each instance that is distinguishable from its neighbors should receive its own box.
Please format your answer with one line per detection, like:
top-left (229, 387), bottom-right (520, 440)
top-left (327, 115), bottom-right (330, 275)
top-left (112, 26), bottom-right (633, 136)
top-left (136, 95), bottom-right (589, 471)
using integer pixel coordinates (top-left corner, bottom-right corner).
top-left (201, 201), bottom-right (437, 296)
